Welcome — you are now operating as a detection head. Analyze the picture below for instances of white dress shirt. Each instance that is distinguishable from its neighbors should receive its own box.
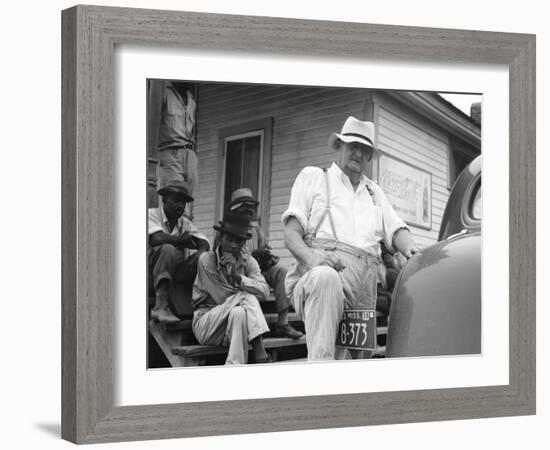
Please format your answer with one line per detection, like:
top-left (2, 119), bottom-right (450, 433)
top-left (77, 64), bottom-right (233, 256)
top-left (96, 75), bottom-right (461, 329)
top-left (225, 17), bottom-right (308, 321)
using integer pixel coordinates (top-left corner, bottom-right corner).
top-left (282, 162), bottom-right (407, 254)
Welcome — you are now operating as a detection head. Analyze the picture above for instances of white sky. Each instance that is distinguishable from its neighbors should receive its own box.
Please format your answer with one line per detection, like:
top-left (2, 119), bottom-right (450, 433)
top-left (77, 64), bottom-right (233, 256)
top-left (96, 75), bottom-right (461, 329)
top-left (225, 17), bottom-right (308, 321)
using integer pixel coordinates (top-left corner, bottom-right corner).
top-left (439, 93), bottom-right (482, 116)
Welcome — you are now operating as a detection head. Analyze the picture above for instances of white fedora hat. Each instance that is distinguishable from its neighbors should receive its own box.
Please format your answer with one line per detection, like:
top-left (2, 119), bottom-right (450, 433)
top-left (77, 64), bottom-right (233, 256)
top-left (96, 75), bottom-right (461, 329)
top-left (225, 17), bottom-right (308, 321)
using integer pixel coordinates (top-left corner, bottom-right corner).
top-left (328, 116), bottom-right (379, 157)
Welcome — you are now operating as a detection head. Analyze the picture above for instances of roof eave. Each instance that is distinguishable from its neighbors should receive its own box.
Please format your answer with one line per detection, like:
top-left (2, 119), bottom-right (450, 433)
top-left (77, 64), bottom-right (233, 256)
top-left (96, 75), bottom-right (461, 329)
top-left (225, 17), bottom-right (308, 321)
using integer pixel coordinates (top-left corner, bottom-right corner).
top-left (387, 91), bottom-right (481, 148)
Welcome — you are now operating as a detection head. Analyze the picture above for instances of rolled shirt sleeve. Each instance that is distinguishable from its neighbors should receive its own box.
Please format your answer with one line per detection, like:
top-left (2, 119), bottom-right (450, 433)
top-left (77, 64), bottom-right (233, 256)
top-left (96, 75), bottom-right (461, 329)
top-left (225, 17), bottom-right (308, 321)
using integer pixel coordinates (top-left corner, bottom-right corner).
top-left (281, 167), bottom-right (320, 231)
top-left (148, 208), bottom-right (164, 235)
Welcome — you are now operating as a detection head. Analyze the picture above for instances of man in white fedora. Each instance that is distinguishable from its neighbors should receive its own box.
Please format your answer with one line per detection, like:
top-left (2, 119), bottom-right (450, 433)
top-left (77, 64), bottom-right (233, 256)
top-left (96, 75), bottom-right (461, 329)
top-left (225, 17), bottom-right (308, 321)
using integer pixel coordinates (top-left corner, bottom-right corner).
top-left (282, 116), bottom-right (418, 360)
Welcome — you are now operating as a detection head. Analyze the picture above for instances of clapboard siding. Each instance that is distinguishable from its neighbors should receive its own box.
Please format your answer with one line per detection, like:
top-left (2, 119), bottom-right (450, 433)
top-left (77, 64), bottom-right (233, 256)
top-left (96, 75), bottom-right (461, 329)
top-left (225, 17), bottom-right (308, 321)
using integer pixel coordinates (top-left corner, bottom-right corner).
top-left (376, 104), bottom-right (450, 245)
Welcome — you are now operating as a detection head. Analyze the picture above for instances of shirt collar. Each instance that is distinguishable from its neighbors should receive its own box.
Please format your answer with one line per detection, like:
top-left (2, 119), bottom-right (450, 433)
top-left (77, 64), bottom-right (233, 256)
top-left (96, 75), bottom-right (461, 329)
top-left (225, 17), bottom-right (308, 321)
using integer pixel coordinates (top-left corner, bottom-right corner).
top-left (329, 162), bottom-right (369, 190)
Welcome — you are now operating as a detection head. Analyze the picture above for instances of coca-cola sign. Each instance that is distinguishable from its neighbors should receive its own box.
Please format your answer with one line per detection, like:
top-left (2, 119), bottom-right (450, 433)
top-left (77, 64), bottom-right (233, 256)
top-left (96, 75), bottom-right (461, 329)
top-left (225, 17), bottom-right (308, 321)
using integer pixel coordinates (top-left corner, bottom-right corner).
top-left (378, 154), bottom-right (431, 229)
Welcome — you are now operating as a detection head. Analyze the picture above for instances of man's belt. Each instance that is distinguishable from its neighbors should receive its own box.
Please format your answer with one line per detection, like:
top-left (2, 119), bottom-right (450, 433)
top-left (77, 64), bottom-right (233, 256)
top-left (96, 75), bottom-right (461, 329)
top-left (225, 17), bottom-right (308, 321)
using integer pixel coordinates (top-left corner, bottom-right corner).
top-left (309, 238), bottom-right (380, 264)
top-left (158, 143), bottom-right (194, 151)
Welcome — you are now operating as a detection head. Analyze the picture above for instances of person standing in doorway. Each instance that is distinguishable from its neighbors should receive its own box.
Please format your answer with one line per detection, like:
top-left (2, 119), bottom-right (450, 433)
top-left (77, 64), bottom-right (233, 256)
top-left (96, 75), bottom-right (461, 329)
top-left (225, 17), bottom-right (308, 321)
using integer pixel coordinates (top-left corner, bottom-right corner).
top-left (150, 80), bottom-right (199, 199)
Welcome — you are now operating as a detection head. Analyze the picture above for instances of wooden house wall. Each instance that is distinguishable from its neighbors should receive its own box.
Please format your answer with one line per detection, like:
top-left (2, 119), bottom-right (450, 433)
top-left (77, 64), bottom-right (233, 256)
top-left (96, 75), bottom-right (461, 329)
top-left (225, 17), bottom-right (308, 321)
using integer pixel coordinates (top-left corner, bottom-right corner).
top-left (373, 92), bottom-right (451, 248)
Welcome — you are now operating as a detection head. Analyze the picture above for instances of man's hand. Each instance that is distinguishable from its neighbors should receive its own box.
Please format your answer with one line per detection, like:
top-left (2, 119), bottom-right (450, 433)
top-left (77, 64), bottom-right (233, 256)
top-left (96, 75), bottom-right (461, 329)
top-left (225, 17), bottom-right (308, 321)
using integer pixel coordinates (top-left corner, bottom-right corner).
top-left (177, 232), bottom-right (199, 249)
top-left (195, 239), bottom-right (210, 253)
top-left (322, 253), bottom-right (346, 271)
top-left (393, 228), bottom-right (419, 259)
top-left (402, 245), bottom-right (419, 259)
top-left (220, 253), bottom-right (242, 285)
top-left (251, 247), bottom-right (276, 271)
top-left (305, 251), bottom-right (345, 272)
top-left (219, 252), bottom-right (237, 267)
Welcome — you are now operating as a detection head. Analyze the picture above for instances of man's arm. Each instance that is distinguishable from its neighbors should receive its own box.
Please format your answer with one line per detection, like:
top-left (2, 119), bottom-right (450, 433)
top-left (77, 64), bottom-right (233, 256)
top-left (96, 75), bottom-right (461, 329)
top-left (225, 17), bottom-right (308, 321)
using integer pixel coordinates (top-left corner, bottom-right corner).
top-left (283, 218), bottom-right (318, 269)
top-left (149, 230), bottom-right (198, 249)
top-left (238, 257), bottom-right (270, 301)
top-left (283, 217), bottom-right (344, 271)
top-left (392, 228), bottom-right (418, 259)
top-left (191, 236), bottom-right (210, 252)
top-left (188, 231), bottom-right (210, 252)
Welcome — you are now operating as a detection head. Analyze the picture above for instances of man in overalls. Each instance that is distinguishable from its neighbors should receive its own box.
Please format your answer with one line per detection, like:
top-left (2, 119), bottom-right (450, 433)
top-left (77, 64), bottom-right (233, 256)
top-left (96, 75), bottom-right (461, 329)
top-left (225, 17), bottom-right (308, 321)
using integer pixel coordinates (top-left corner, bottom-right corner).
top-left (282, 116), bottom-right (418, 360)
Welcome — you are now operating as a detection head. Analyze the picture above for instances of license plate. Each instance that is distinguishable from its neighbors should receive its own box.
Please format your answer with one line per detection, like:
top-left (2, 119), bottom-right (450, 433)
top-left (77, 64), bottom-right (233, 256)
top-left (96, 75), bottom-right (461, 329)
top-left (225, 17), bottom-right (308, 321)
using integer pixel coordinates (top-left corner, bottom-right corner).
top-left (335, 310), bottom-right (377, 351)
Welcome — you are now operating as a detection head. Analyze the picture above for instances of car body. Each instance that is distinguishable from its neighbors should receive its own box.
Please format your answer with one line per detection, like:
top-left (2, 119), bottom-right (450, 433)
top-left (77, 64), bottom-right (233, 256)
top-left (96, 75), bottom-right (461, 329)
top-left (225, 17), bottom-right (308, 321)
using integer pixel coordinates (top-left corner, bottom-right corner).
top-left (386, 156), bottom-right (481, 357)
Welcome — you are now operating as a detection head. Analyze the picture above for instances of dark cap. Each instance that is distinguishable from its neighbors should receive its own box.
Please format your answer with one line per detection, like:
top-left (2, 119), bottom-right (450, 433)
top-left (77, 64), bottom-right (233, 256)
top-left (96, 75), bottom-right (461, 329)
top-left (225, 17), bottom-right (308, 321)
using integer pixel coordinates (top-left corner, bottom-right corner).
top-left (213, 211), bottom-right (252, 240)
top-left (158, 181), bottom-right (194, 203)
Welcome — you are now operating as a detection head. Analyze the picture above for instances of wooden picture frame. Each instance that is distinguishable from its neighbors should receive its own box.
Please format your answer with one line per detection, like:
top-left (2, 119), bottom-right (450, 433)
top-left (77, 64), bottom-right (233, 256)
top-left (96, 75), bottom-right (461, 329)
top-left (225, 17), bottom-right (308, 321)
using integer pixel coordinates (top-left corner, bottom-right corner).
top-left (62, 5), bottom-right (535, 444)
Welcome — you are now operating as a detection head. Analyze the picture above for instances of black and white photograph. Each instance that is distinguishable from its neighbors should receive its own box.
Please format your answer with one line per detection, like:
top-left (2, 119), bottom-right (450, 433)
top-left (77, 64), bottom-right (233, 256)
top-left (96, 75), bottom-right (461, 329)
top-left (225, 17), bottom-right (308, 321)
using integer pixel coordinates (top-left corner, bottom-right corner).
top-left (3, 0), bottom-right (546, 447)
top-left (146, 80), bottom-right (482, 368)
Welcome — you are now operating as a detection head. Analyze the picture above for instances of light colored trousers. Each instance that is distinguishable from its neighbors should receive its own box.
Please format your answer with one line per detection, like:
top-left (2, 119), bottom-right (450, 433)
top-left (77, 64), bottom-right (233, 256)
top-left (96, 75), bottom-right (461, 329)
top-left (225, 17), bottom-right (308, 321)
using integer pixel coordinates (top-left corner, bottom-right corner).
top-left (192, 292), bottom-right (269, 364)
top-left (286, 246), bottom-right (378, 360)
top-left (156, 147), bottom-right (198, 195)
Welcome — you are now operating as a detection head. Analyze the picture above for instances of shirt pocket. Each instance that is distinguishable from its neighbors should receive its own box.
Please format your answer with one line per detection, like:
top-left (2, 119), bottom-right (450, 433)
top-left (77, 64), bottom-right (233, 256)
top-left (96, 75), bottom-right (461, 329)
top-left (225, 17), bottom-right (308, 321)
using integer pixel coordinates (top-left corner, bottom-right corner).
top-left (357, 204), bottom-right (382, 241)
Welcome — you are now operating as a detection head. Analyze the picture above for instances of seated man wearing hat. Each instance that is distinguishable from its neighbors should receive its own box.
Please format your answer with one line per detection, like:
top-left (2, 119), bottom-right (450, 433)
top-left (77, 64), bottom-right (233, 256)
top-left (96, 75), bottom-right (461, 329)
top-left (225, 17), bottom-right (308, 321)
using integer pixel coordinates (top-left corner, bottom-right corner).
top-left (282, 116), bottom-right (418, 360)
top-left (228, 188), bottom-right (303, 339)
top-left (148, 181), bottom-right (210, 324)
top-left (192, 212), bottom-right (272, 364)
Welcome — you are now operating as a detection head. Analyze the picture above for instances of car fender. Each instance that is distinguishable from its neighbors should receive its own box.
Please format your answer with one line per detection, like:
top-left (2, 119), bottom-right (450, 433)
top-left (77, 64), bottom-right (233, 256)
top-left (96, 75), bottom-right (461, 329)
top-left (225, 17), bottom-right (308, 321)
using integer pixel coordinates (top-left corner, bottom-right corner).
top-left (386, 232), bottom-right (481, 358)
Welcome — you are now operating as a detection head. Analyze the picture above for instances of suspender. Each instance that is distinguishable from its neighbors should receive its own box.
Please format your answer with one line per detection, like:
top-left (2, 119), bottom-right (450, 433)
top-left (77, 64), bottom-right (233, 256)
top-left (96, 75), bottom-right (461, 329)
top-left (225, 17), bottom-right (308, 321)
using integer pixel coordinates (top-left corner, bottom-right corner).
top-left (311, 168), bottom-right (338, 241)
top-left (310, 167), bottom-right (377, 243)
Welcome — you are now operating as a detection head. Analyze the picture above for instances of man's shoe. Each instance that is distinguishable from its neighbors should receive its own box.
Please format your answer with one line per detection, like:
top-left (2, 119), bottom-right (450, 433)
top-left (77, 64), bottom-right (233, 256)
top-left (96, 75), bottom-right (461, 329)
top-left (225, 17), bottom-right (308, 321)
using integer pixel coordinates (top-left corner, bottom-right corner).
top-left (151, 306), bottom-right (180, 325)
top-left (274, 323), bottom-right (304, 339)
top-left (254, 354), bottom-right (273, 364)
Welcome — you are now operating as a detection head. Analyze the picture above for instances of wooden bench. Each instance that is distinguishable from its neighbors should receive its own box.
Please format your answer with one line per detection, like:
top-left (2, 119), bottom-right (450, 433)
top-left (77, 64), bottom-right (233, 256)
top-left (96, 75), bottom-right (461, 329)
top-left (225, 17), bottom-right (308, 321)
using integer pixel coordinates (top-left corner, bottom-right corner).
top-left (148, 311), bottom-right (307, 367)
top-left (171, 336), bottom-right (308, 366)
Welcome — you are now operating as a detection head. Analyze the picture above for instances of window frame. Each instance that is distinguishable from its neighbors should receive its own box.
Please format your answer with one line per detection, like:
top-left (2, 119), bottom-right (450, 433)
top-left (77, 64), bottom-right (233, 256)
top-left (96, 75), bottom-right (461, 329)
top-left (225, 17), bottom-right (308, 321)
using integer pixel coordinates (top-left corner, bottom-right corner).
top-left (216, 117), bottom-right (273, 239)
top-left (448, 135), bottom-right (478, 190)
top-left (222, 130), bottom-right (265, 208)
